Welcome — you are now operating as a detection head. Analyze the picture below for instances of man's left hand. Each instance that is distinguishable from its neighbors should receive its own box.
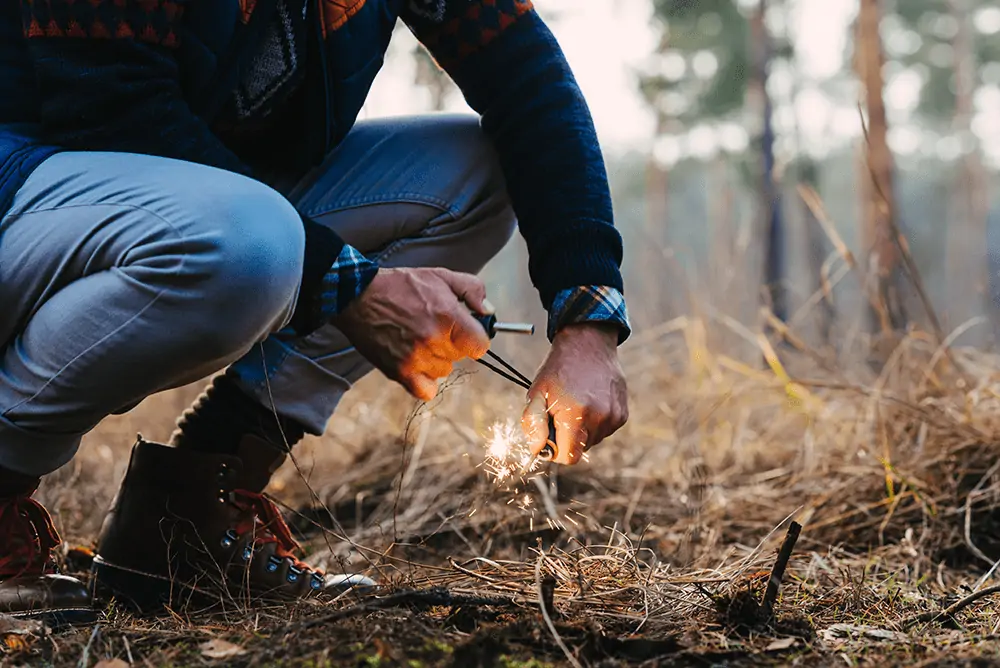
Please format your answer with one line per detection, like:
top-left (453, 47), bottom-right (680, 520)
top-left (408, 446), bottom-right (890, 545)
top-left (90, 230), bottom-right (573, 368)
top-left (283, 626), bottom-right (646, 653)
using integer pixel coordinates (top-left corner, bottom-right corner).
top-left (522, 323), bottom-right (628, 465)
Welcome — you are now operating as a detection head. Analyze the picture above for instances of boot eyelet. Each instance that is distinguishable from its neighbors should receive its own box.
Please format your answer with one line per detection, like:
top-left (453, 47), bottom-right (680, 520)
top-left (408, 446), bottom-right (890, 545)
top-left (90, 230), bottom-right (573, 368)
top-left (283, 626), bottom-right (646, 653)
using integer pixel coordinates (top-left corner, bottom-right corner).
top-left (220, 529), bottom-right (239, 549)
top-left (287, 566), bottom-right (302, 583)
top-left (310, 574), bottom-right (324, 590)
top-left (216, 465), bottom-right (229, 482)
top-left (242, 546), bottom-right (253, 561)
top-left (266, 556), bottom-right (282, 573)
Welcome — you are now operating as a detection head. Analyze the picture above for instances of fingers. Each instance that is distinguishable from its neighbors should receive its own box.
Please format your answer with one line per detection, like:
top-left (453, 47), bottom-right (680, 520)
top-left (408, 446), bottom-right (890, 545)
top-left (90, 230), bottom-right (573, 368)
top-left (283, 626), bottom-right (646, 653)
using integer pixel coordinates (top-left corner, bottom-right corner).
top-left (438, 269), bottom-right (491, 315)
top-left (449, 309), bottom-right (491, 360)
top-left (398, 351), bottom-right (457, 402)
top-left (533, 389), bottom-right (630, 464)
top-left (521, 394), bottom-right (549, 456)
top-left (553, 412), bottom-right (589, 465)
top-left (402, 373), bottom-right (439, 402)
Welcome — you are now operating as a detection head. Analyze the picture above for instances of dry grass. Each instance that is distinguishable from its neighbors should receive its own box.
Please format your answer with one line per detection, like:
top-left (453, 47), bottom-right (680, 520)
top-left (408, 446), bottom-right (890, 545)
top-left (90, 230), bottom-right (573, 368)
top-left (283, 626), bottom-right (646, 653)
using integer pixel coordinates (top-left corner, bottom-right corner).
top-left (6, 310), bottom-right (1000, 666)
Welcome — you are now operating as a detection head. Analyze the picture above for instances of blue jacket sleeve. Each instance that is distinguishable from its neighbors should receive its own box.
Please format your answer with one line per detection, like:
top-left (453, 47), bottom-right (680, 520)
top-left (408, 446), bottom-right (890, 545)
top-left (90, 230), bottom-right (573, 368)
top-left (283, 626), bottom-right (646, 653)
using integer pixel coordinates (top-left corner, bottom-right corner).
top-left (402, 1), bottom-right (626, 313)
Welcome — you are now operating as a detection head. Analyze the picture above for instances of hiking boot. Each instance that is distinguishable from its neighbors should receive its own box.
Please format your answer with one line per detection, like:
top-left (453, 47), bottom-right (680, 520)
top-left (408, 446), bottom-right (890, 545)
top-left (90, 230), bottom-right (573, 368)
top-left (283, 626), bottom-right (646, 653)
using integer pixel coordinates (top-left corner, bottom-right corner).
top-left (0, 478), bottom-right (95, 626)
top-left (91, 437), bottom-right (375, 613)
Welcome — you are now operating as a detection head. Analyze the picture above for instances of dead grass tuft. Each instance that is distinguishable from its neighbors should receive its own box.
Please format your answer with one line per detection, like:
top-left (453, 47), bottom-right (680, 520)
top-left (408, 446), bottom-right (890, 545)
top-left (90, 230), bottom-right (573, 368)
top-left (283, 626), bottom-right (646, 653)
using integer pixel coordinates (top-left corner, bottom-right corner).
top-left (8, 314), bottom-right (1000, 666)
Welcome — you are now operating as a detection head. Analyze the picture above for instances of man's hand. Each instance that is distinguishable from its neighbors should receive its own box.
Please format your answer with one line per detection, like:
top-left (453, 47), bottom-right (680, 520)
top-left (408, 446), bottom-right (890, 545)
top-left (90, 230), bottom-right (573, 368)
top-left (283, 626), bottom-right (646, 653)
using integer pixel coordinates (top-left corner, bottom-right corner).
top-left (332, 267), bottom-right (493, 401)
top-left (521, 323), bottom-right (628, 465)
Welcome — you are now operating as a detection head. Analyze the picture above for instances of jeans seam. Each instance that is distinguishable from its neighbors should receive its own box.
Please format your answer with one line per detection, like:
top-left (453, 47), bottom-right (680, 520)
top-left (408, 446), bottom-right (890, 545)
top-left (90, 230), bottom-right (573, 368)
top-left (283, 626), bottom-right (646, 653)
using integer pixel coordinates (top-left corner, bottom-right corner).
top-left (1, 202), bottom-right (188, 417)
top-left (303, 194), bottom-right (455, 220)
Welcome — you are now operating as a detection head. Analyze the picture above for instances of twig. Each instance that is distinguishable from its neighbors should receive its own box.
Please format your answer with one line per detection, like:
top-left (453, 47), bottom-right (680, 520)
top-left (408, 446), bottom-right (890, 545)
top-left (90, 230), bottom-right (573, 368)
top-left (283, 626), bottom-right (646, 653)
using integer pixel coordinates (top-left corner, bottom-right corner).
top-left (903, 583), bottom-right (1000, 629)
top-left (760, 521), bottom-right (801, 621)
top-left (285, 587), bottom-right (519, 632)
top-left (77, 624), bottom-right (100, 668)
top-left (535, 554), bottom-right (583, 668)
top-left (963, 458), bottom-right (1000, 568)
top-left (123, 635), bottom-right (135, 666)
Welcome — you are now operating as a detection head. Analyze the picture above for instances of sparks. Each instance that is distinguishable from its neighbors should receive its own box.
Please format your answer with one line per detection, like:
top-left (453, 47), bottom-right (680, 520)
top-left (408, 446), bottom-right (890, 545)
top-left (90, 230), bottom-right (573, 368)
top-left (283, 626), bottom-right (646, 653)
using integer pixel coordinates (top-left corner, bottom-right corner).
top-left (481, 419), bottom-right (540, 486)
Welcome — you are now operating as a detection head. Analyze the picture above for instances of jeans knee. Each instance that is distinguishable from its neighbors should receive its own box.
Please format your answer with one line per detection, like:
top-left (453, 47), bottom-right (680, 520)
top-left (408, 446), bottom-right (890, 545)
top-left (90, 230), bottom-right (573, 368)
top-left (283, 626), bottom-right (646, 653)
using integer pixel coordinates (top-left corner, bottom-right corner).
top-left (181, 180), bottom-right (305, 359)
top-left (444, 116), bottom-right (518, 267)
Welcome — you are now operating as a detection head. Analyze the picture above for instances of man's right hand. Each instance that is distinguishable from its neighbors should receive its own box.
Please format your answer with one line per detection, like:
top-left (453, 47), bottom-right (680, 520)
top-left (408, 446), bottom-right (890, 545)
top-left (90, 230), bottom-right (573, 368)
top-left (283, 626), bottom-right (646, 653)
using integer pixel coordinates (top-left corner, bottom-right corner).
top-left (332, 267), bottom-right (494, 401)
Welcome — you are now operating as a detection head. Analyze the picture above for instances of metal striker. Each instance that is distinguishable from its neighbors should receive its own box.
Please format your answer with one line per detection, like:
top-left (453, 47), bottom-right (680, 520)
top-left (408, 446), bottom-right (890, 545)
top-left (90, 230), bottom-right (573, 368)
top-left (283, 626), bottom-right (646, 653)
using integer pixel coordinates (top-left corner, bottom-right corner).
top-left (472, 312), bottom-right (556, 463)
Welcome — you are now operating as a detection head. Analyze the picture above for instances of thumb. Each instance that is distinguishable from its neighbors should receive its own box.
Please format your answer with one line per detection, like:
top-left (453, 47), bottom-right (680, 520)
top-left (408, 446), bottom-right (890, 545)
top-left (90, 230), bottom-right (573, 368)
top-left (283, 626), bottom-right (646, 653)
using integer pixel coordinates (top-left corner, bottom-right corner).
top-left (437, 269), bottom-right (492, 315)
top-left (403, 374), bottom-right (439, 403)
top-left (521, 394), bottom-right (549, 456)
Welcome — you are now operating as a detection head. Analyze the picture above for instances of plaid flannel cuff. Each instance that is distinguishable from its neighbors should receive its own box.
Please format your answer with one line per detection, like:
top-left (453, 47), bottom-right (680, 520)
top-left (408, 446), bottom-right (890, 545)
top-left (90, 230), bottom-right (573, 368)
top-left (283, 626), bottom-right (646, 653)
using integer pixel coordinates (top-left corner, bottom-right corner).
top-left (318, 244), bottom-right (379, 319)
top-left (548, 286), bottom-right (631, 344)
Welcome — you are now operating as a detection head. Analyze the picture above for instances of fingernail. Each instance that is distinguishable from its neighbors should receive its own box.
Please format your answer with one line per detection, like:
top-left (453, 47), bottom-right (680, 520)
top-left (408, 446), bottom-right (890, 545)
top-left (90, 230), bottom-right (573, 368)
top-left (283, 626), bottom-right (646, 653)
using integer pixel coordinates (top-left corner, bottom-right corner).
top-left (482, 298), bottom-right (496, 314)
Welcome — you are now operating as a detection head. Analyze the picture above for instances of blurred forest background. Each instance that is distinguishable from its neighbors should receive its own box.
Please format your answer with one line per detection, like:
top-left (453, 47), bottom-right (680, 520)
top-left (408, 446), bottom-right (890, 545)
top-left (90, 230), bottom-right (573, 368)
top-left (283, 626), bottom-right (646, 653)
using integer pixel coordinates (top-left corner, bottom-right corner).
top-left (363, 0), bottom-right (1000, 363)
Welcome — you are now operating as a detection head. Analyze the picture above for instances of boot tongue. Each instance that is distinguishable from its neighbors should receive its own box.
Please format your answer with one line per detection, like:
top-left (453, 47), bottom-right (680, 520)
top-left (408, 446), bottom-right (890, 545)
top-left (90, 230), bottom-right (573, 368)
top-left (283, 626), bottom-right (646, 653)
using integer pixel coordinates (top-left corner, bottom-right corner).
top-left (234, 435), bottom-right (289, 493)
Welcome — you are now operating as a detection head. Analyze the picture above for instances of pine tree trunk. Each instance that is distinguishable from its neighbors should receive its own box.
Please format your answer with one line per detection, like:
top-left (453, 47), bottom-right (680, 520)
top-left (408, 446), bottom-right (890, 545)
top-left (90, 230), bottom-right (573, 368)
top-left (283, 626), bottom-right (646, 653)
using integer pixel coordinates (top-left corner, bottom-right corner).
top-left (855, 0), bottom-right (906, 332)
top-left (750, 0), bottom-right (785, 321)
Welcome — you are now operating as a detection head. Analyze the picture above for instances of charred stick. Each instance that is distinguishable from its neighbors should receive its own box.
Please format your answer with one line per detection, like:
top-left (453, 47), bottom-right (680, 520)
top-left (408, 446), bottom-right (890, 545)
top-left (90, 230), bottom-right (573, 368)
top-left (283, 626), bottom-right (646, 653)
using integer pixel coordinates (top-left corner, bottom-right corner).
top-left (760, 521), bottom-right (802, 621)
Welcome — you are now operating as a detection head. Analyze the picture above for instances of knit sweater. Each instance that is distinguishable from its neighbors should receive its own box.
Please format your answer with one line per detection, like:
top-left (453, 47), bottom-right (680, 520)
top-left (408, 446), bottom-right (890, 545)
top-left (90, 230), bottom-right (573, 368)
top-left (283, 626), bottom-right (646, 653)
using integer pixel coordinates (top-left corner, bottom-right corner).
top-left (0, 0), bottom-right (629, 340)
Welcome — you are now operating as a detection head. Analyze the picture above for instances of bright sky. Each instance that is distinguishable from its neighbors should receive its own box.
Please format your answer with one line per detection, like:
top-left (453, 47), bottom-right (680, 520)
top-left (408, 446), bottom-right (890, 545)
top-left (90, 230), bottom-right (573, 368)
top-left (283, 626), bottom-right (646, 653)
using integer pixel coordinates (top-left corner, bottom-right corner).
top-left (362, 0), bottom-right (1000, 166)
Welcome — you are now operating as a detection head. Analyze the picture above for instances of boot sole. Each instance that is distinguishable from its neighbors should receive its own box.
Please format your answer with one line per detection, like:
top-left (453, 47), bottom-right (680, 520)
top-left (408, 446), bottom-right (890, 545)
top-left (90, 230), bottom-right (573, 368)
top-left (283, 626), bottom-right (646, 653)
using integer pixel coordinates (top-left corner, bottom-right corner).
top-left (7, 606), bottom-right (99, 628)
top-left (92, 556), bottom-right (378, 615)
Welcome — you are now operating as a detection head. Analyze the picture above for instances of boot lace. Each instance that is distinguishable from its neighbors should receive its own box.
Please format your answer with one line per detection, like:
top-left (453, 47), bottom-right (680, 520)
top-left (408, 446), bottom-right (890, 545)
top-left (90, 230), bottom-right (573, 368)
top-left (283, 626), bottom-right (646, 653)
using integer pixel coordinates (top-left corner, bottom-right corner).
top-left (230, 490), bottom-right (316, 574)
top-left (0, 495), bottom-right (61, 579)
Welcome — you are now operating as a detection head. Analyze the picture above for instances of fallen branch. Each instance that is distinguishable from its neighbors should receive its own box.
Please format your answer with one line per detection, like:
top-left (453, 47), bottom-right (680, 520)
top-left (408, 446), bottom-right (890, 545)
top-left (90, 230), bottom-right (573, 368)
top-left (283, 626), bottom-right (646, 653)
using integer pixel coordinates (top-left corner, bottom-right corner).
top-left (760, 521), bottom-right (802, 621)
top-left (286, 587), bottom-right (520, 633)
top-left (903, 583), bottom-right (1000, 629)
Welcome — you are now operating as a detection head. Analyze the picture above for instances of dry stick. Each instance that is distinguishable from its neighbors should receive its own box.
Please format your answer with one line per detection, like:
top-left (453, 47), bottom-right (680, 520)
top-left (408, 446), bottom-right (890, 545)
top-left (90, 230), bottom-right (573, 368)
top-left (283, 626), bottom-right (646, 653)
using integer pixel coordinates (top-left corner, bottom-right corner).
top-left (903, 583), bottom-right (1000, 629)
top-left (963, 458), bottom-right (1000, 568)
top-left (759, 521), bottom-right (802, 622)
top-left (535, 554), bottom-right (583, 668)
top-left (797, 184), bottom-right (888, 330)
top-left (285, 587), bottom-right (520, 633)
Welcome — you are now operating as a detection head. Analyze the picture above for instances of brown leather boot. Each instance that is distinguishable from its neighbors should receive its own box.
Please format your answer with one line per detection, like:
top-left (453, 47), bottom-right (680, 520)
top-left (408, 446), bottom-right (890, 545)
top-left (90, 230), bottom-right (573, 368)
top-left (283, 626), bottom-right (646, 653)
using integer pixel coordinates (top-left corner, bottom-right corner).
top-left (91, 437), bottom-right (375, 612)
top-left (0, 478), bottom-right (95, 625)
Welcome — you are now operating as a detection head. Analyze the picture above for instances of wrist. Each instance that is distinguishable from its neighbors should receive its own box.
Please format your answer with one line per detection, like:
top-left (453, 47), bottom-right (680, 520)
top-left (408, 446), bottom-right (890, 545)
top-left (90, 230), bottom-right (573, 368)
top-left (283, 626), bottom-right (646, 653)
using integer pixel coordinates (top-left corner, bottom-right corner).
top-left (553, 322), bottom-right (620, 349)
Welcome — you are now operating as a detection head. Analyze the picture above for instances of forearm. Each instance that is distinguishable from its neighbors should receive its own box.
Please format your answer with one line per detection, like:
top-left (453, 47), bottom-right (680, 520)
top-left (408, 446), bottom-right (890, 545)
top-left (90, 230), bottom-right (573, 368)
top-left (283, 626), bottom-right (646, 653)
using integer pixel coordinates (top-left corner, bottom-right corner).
top-left (405, 3), bottom-right (628, 339)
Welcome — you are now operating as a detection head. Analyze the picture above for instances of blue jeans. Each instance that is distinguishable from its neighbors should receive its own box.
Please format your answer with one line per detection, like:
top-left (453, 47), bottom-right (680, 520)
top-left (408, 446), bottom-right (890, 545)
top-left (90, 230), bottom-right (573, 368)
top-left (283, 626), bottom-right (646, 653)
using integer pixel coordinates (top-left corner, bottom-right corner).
top-left (0, 115), bottom-right (516, 476)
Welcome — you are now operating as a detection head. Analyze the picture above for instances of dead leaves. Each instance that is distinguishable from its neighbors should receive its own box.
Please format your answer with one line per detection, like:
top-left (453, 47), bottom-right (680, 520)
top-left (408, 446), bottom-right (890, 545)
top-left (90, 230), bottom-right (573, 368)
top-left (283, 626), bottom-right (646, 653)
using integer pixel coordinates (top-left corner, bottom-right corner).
top-left (0, 614), bottom-right (46, 651)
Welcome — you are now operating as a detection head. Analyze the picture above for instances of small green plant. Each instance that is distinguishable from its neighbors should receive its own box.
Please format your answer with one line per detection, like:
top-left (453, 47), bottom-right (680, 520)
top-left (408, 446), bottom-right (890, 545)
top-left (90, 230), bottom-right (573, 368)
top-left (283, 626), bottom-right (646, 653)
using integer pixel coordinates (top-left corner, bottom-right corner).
top-left (498, 657), bottom-right (555, 668)
top-left (426, 639), bottom-right (454, 655)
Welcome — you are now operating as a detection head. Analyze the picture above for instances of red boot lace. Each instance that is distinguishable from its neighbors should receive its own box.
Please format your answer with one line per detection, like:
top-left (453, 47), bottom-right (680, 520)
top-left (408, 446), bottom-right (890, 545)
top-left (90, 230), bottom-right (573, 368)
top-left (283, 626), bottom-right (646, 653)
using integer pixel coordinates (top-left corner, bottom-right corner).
top-left (230, 490), bottom-right (317, 573)
top-left (0, 495), bottom-right (61, 579)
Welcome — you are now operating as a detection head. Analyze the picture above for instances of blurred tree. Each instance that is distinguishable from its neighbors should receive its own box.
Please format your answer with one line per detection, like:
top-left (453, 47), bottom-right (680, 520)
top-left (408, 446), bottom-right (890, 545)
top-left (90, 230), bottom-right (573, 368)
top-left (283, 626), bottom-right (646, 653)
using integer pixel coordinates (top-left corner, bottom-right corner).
top-left (855, 0), bottom-right (907, 332)
top-left (411, 43), bottom-right (454, 111)
top-left (641, 0), bottom-right (792, 323)
top-left (945, 0), bottom-right (989, 337)
top-left (749, 0), bottom-right (784, 320)
top-left (888, 0), bottom-right (996, 336)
